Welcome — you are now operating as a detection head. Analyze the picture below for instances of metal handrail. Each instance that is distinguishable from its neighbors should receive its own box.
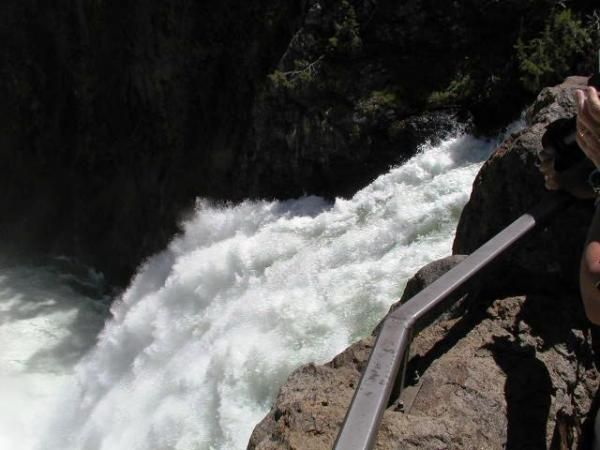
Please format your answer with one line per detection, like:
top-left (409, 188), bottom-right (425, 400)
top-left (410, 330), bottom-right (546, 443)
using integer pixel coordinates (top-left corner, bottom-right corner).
top-left (333, 193), bottom-right (574, 450)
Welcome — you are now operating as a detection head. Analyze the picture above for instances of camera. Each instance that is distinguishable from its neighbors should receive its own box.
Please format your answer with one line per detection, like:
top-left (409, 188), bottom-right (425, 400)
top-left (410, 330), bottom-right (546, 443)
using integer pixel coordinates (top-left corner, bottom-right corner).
top-left (542, 73), bottom-right (600, 171)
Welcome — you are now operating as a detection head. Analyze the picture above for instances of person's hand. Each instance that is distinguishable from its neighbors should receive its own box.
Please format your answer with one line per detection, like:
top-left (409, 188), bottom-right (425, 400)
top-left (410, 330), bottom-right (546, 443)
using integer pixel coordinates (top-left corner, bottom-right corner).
top-left (575, 87), bottom-right (600, 168)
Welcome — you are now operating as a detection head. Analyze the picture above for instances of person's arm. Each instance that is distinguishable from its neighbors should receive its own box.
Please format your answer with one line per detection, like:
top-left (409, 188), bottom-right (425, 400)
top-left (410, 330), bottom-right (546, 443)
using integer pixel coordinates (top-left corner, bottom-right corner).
top-left (577, 86), bottom-right (600, 324)
top-left (576, 87), bottom-right (600, 167)
top-left (580, 206), bottom-right (600, 325)
top-left (539, 85), bottom-right (600, 324)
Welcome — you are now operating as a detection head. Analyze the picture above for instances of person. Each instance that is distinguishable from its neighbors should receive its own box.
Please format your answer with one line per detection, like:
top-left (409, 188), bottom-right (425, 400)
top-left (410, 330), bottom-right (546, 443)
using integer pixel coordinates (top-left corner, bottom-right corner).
top-left (539, 85), bottom-right (600, 325)
top-left (540, 84), bottom-right (600, 450)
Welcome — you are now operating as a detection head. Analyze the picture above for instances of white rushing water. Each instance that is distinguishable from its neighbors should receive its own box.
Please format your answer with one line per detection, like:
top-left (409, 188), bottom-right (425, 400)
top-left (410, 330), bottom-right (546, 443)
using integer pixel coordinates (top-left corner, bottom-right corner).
top-left (0, 258), bottom-right (108, 450)
top-left (0, 127), bottom-right (519, 450)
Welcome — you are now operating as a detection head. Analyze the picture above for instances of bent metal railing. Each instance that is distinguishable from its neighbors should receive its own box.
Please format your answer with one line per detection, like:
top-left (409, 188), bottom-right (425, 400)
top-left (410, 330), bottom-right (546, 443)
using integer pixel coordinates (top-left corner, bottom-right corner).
top-left (334, 193), bottom-right (574, 450)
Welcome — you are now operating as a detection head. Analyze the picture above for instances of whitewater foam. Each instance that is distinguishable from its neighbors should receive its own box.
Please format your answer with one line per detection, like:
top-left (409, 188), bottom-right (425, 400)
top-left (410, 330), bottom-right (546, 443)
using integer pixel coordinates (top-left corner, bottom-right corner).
top-left (1, 126), bottom-right (520, 450)
top-left (0, 259), bottom-right (107, 450)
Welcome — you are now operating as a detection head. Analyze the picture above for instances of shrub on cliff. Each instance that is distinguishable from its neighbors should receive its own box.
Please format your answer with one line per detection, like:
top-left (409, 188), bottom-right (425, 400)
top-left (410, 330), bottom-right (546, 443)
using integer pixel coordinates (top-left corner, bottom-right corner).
top-left (516, 8), bottom-right (593, 93)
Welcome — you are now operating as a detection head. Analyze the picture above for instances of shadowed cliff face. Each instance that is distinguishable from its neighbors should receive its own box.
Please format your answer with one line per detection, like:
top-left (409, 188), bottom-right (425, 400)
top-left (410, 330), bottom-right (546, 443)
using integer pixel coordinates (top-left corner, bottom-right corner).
top-left (0, 0), bottom-right (305, 284)
top-left (0, 0), bottom-right (598, 284)
top-left (240, 0), bottom-right (599, 199)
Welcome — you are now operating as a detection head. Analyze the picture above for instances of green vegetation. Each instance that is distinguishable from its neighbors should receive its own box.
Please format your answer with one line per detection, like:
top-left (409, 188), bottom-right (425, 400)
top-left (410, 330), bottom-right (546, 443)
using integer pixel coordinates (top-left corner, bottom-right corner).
top-left (427, 72), bottom-right (475, 107)
top-left (267, 69), bottom-right (293, 91)
top-left (267, 56), bottom-right (325, 94)
top-left (266, 0), bottom-right (363, 97)
top-left (357, 89), bottom-right (402, 116)
top-left (587, 10), bottom-right (600, 44)
top-left (515, 8), bottom-right (592, 92)
top-left (326, 0), bottom-right (362, 56)
top-left (584, 9), bottom-right (600, 70)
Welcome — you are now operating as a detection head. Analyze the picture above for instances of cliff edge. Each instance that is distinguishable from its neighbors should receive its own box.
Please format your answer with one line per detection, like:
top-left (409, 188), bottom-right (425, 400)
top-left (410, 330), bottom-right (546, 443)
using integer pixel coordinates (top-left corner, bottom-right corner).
top-left (247, 78), bottom-right (600, 449)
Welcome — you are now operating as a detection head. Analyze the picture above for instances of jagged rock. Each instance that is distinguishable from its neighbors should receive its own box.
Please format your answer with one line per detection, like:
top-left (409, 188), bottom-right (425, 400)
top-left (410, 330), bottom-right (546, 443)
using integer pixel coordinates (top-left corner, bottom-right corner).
top-left (248, 341), bottom-right (373, 450)
top-left (526, 76), bottom-right (591, 126)
top-left (396, 255), bottom-right (475, 309)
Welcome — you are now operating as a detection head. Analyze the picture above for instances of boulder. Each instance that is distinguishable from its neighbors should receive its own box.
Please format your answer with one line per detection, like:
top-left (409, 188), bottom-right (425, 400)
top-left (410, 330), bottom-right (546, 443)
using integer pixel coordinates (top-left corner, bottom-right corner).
top-left (453, 76), bottom-right (594, 291)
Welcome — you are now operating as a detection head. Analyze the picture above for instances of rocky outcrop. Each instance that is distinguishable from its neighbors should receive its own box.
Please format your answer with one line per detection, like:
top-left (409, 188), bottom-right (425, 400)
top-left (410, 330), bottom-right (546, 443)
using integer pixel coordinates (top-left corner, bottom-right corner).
top-left (1, 1), bottom-right (598, 284)
top-left (248, 78), bottom-right (600, 448)
top-left (453, 76), bottom-right (594, 291)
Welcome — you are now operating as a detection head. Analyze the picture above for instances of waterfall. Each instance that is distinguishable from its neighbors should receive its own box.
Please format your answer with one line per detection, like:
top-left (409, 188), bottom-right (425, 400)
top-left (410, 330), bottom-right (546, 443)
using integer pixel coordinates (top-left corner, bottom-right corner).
top-left (0, 126), bottom-right (519, 450)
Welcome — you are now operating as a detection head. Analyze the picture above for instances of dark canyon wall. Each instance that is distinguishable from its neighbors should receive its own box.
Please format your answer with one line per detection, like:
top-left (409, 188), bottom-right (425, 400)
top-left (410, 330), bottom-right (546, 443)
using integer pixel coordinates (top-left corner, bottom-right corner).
top-left (1, 0), bottom-right (305, 283)
top-left (1, 0), bottom-right (598, 284)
